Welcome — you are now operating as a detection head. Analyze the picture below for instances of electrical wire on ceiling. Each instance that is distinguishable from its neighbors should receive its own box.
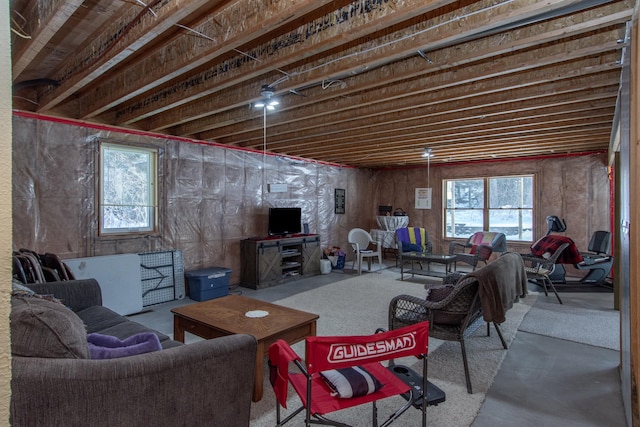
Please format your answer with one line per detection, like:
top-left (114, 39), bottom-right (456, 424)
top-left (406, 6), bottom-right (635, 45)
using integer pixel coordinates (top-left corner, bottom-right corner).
top-left (135, 0), bottom-right (157, 17)
top-left (246, 0), bottom-right (612, 88)
top-left (321, 79), bottom-right (346, 90)
top-left (30, 0), bottom-right (612, 108)
top-left (122, 0), bottom-right (523, 96)
top-left (10, 11), bottom-right (31, 39)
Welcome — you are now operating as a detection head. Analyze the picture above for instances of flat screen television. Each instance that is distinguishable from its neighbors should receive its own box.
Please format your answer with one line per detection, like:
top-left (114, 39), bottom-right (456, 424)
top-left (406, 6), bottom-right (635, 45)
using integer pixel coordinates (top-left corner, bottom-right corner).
top-left (268, 207), bottom-right (302, 236)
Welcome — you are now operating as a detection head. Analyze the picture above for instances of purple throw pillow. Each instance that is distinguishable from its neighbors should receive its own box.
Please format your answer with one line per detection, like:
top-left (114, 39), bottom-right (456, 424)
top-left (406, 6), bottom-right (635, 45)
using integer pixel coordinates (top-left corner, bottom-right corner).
top-left (87, 332), bottom-right (162, 359)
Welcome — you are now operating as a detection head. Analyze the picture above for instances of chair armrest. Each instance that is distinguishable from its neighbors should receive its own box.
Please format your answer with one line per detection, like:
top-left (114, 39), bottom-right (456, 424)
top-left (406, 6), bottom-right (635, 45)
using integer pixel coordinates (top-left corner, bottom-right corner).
top-left (475, 245), bottom-right (493, 262)
top-left (449, 242), bottom-right (467, 254)
top-left (11, 334), bottom-right (258, 427)
top-left (424, 241), bottom-right (433, 253)
top-left (389, 294), bottom-right (432, 330)
top-left (520, 253), bottom-right (554, 272)
top-left (25, 279), bottom-right (102, 312)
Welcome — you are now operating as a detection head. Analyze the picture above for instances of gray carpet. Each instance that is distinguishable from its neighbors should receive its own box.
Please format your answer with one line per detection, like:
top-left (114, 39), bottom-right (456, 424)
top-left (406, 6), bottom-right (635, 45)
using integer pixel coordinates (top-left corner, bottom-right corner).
top-left (249, 270), bottom-right (537, 427)
top-left (518, 292), bottom-right (619, 350)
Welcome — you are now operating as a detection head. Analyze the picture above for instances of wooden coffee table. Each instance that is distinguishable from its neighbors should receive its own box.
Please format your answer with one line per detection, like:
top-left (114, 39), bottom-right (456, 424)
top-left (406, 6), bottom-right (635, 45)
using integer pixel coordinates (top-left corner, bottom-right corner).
top-left (171, 295), bottom-right (318, 402)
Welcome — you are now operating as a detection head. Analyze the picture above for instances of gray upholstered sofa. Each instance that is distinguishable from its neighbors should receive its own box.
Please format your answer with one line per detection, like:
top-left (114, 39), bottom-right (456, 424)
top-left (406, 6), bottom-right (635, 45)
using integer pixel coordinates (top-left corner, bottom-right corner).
top-left (10, 279), bottom-right (257, 427)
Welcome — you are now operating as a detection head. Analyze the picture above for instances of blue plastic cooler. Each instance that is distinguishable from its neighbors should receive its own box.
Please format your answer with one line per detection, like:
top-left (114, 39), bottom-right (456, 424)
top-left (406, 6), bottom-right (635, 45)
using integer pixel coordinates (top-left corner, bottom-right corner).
top-left (185, 267), bottom-right (231, 301)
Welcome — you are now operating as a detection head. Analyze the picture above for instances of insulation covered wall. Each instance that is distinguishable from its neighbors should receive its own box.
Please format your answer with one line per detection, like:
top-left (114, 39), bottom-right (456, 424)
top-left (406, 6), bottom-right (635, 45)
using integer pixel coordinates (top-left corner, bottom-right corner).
top-left (12, 114), bottom-right (611, 284)
top-left (373, 153), bottom-right (611, 274)
top-left (12, 114), bottom-right (376, 284)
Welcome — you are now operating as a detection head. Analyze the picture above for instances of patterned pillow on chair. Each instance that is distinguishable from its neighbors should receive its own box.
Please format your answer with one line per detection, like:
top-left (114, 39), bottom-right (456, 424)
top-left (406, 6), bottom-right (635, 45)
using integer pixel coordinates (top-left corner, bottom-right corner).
top-left (320, 366), bottom-right (384, 398)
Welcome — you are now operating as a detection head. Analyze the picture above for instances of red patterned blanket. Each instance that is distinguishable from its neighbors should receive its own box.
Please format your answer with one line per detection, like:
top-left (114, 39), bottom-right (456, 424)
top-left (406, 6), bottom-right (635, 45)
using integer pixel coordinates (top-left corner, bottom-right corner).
top-left (530, 235), bottom-right (583, 264)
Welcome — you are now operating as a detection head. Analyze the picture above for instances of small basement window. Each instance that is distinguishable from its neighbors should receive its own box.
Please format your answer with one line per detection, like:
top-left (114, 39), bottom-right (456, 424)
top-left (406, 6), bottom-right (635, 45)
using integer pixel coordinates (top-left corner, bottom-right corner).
top-left (99, 143), bottom-right (158, 234)
top-left (444, 175), bottom-right (534, 241)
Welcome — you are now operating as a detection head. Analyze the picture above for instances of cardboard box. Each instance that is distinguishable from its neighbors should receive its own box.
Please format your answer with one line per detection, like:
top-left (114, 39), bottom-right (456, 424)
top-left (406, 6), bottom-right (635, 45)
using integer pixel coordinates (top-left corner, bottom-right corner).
top-left (185, 267), bottom-right (231, 301)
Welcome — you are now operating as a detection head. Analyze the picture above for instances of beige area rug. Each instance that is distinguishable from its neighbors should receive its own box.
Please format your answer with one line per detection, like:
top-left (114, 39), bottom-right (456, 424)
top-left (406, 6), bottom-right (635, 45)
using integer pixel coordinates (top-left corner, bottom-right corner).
top-left (249, 269), bottom-right (537, 427)
top-left (518, 294), bottom-right (619, 350)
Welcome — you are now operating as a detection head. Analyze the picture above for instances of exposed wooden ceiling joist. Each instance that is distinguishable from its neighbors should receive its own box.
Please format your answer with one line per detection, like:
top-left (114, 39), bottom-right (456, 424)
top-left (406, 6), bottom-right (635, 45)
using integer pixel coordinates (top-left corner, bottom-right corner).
top-left (9, 0), bottom-right (633, 168)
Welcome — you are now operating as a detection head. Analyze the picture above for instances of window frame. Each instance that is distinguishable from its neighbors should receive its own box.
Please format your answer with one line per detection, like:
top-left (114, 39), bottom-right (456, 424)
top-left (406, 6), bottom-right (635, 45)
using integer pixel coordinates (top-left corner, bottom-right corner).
top-left (443, 174), bottom-right (535, 242)
top-left (99, 142), bottom-right (158, 235)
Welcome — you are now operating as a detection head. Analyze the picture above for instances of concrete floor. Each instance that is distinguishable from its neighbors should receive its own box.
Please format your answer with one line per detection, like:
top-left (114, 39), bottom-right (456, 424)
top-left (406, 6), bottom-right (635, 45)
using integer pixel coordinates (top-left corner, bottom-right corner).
top-left (131, 261), bottom-right (626, 427)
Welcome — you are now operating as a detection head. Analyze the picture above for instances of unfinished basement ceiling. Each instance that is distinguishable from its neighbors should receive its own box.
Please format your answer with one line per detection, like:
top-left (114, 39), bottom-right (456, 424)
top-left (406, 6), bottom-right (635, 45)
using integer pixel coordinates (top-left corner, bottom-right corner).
top-left (10, 0), bottom-right (633, 168)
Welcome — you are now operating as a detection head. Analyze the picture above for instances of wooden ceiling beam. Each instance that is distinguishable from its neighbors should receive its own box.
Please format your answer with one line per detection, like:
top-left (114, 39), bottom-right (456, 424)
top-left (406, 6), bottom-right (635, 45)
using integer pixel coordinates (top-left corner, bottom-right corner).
top-left (359, 134), bottom-right (613, 159)
top-left (37, 0), bottom-right (226, 112)
top-left (202, 28), bottom-right (624, 143)
top-left (172, 1), bottom-right (631, 137)
top-left (294, 116), bottom-right (614, 159)
top-left (11, 0), bottom-right (85, 80)
top-left (104, 0), bottom-right (455, 126)
top-left (223, 64), bottom-right (622, 149)
top-left (264, 97), bottom-right (615, 149)
top-left (151, 3), bottom-right (631, 135)
top-left (73, 0), bottom-right (349, 120)
top-left (284, 109), bottom-right (614, 155)
top-left (268, 0), bottom-right (628, 94)
top-left (237, 83), bottom-right (618, 156)
top-left (352, 140), bottom-right (611, 167)
top-left (267, 113), bottom-right (614, 157)
top-left (322, 131), bottom-right (612, 166)
top-left (260, 75), bottom-right (618, 150)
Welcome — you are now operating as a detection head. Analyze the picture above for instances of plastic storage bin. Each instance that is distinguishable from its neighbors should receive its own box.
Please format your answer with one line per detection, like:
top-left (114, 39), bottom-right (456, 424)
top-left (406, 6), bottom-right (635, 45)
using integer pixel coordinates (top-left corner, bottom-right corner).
top-left (185, 267), bottom-right (232, 302)
top-left (320, 259), bottom-right (332, 274)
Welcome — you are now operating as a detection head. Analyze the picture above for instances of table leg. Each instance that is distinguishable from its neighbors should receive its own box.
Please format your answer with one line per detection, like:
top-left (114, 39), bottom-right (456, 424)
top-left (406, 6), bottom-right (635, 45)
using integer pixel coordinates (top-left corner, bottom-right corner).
top-left (173, 316), bottom-right (185, 343)
top-left (252, 341), bottom-right (265, 402)
top-left (310, 320), bottom-right (317, 336)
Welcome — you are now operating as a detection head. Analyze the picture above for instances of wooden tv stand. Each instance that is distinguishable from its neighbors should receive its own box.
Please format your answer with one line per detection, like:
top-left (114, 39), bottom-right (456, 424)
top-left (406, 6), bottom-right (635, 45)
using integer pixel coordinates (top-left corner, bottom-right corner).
top-left (240, 234), bottom-right (321, 289)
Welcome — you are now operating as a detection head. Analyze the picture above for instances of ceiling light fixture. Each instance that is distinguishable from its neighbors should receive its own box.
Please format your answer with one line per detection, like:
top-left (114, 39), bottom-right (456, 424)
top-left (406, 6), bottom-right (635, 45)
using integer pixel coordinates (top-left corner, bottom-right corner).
top-left (254, 85), bottom-right (281, 159)
top-left (422, 147), bottom-right (434, 188)
top-left (254, 85), bottom-right (279, 110)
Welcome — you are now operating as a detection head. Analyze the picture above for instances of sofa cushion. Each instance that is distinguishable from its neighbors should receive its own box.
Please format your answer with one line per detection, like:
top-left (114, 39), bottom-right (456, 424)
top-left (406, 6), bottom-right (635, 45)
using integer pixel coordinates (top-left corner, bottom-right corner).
top-left (96, 321), bottom-right (171, 346)
top-left (11, 296), bottom-right (89, 359)
top-left (77, 305), bottom-right (179, 349)
top-left (76, 305), bottom-right (130, 334)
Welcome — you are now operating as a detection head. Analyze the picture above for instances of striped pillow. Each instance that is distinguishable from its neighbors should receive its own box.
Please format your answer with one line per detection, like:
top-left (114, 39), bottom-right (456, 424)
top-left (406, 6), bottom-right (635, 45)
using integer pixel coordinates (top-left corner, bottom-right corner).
top-left (320, 366), bottom-right (383, 398)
